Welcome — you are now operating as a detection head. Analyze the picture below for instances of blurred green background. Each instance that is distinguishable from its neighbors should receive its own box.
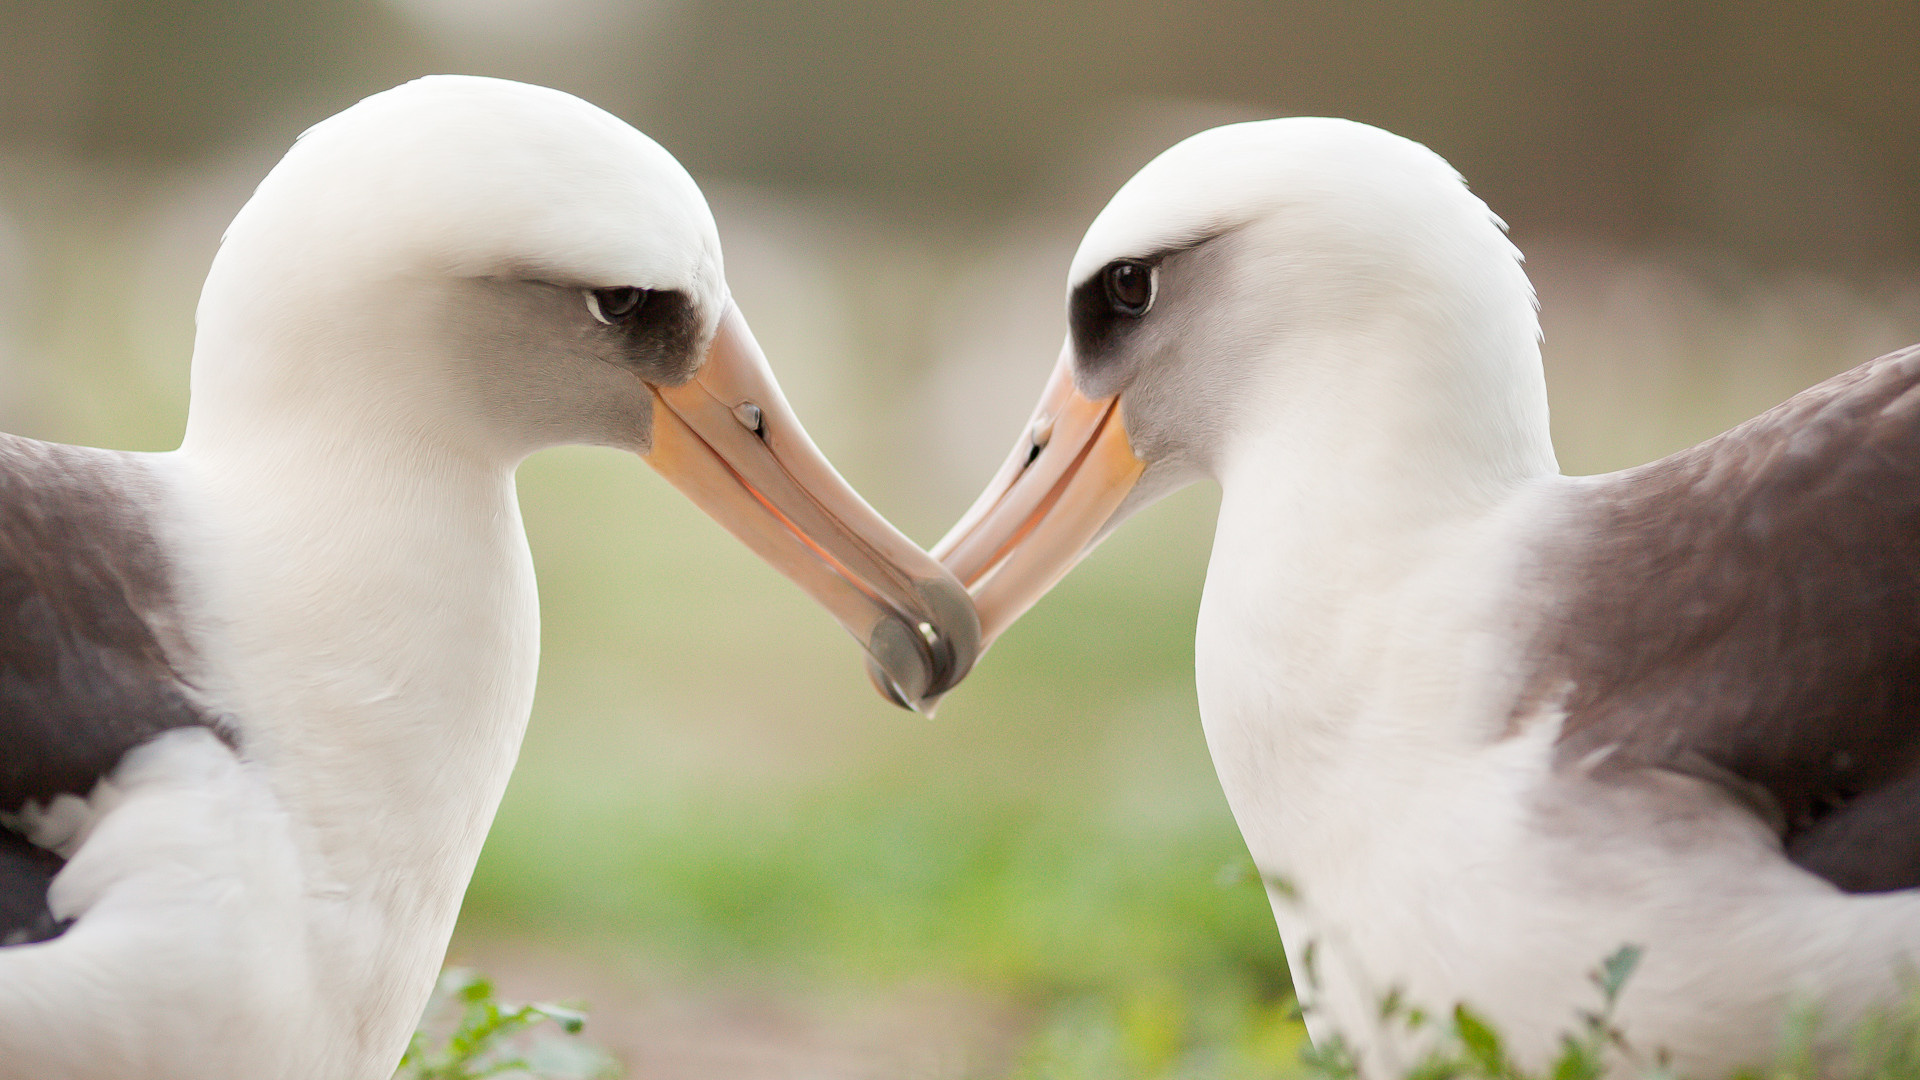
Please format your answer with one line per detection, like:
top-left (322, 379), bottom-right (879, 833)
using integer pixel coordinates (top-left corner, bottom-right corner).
top-left (3, 2), bottom-right (1919, 1076)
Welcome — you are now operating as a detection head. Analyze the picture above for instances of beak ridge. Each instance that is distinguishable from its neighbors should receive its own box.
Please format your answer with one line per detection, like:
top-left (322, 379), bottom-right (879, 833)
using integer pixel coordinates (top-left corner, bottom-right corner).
top-left (643, 303), bottom-right (980, 709)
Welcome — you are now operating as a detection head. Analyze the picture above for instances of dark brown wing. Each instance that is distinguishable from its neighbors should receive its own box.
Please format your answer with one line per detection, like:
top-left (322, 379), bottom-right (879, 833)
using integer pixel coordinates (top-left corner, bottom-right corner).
top-left (0, 827), bottom-right (67, 945)
top-left (0, 434), bottom-right (214, 942)
top-left (1521, 343), bottom-right (1920, 893)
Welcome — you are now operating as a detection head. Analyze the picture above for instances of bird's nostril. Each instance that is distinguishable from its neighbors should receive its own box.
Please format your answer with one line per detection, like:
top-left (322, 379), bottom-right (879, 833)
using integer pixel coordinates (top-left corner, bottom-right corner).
top-left (1025, 414), bottom-right (1054, 467)
top-left (733, 402), bottom-right (766, 438)
top-left (1032, 414), bottom-right (1054, 448)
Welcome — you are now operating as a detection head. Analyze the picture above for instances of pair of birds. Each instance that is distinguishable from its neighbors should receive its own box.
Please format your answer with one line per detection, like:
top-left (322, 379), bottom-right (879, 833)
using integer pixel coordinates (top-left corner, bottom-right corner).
top-left (0, 75), bottom-right (1915, 1079)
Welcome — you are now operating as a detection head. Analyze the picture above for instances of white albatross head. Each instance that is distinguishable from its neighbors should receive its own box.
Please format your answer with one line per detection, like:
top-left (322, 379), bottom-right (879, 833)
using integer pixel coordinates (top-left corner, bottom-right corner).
top-left (921, 117), bottom-right (1556, 660)
top-left (181, 75), bottom-right (977, 706)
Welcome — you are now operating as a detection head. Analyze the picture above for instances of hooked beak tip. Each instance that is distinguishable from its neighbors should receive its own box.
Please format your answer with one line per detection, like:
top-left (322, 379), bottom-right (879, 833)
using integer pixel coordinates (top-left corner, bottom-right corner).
top-left (868, 657), bottom-right (914, 710)
top-left (861, 574), bottom-right (980, 714)
top-left (863, 654), bottom-right (947, 717)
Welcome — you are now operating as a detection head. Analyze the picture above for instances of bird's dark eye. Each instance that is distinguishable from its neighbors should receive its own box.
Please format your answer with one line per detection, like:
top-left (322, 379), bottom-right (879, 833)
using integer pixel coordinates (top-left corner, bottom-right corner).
top-left (1102, 261), bottom-right (1155, 316)
top-left (586, 286), bottom-right (648, 325)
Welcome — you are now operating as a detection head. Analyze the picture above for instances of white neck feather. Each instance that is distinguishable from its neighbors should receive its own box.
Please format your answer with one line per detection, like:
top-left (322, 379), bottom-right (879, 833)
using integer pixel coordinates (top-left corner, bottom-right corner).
top-left (1187, 319), bottom-right (1572, 1065)
top-left (1194, 308), bottom-right (1561, 857)
top-left (158, 327), bottom-right (542, 1052)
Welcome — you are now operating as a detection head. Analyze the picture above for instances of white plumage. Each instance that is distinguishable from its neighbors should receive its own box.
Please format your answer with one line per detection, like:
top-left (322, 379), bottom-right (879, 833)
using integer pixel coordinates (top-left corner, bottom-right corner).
top-left (0, 75), bottom-right (972, 1078)
top-left (933, 118), bottom-right (1920, 1076)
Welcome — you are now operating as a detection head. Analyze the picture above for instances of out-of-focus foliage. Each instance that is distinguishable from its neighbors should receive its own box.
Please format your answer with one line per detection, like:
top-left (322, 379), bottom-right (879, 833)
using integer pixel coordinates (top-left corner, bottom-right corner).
top-left (398, 970), bottom-right (618, 1080)
top-left (3, 1), bottom-right (1918, 272)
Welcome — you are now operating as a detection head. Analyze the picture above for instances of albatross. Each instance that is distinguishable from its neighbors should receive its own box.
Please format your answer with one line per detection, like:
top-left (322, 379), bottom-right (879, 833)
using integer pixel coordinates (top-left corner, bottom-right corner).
top-left (0, 75), bottom-right (975, 1078)
top-left (923, 117), bottom-right (1920, 1075)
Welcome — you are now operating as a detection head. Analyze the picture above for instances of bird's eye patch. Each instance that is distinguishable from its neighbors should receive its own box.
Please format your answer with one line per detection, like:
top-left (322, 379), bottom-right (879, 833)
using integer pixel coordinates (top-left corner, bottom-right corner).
top-left (1102, 261), bottom-right (1155, 317)
top-left (585, 286), bottom-right (649, 325)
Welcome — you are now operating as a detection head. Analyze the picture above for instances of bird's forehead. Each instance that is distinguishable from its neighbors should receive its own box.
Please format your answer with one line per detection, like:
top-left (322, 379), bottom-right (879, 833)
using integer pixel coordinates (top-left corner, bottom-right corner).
top-left (252, 76), bottom-right (725, 311)
top-left (1067, 117), bottom-right (1460, 289)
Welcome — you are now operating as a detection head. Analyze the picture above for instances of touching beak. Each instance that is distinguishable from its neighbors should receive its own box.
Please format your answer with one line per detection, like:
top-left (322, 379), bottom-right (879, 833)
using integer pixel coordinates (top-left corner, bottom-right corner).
top-left (642, 302), bottom-right (979, 711)
top-left (929, 343), bottom-right (1146, 653)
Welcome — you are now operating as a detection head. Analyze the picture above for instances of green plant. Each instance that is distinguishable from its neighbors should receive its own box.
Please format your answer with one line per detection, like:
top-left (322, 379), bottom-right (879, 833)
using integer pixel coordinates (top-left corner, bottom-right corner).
top-left (1295, 950), bottom-right (1920, 1080)
top-left (395, 970), bottom-right (619, 1080)
top-left (1293, 945), bottom-right (1645, 1080)
top-left (1742, 978), bottom-right (1920, 1080)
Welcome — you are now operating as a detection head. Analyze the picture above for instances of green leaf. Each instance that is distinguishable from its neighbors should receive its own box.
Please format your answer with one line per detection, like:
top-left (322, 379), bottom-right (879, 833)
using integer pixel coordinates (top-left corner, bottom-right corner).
top-left (396, 968), bottom-right (619, 1080)
top-left (1548, 1033), bottom-right (1602, 1080)
top-left (1594, 945), bottom-right (1642, 1006)
top-left (529, 1003), bottom-right (589, 1035)
top-left (1299, 940), bottom-right (1323, 993)
top-left (1453, 1004), bottom-right (1509, 1077)
top-left (1405, 1058), bottom-right (1466, 1080)
top-left (1266, 874), bottom-right (1302, 902)
top-left (1300, 1033), bottom-right (1361, 1080)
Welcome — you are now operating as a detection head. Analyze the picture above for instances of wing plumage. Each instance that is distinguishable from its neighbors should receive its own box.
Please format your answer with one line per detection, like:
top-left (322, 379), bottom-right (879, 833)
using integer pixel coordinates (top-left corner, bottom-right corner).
top-left (1521, 344), bottom-right (1920, 892)
top-left (0, 435), bottom-right (213, 942)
